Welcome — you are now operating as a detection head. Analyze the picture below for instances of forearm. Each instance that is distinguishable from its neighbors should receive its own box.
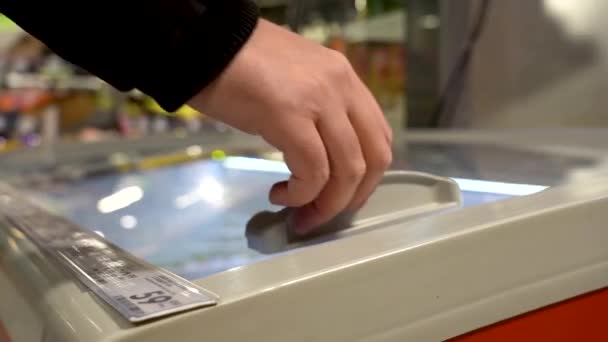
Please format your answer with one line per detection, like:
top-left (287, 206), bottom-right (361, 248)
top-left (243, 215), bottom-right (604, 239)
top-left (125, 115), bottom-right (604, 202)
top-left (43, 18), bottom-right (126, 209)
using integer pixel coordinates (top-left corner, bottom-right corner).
top-left (0, 0), bottom-right (259, 111)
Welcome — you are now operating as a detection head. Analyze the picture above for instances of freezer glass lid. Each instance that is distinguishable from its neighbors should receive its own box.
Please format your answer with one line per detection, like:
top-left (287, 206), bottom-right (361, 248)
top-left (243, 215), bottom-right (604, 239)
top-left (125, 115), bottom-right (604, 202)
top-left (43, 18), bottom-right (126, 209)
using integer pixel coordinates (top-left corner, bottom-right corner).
top-left (18, 141), bottom-right (595, 280)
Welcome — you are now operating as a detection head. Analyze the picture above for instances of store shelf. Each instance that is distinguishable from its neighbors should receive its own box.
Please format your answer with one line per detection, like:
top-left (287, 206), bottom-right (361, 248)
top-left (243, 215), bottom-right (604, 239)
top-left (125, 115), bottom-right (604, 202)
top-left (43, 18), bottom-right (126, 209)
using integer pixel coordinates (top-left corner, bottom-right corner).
top-left (300, 11), bottom-right (407, 44)
top-left (5, 72), bottom-right (103, 91)
top-left (343, 11), bottom-right (406, 43)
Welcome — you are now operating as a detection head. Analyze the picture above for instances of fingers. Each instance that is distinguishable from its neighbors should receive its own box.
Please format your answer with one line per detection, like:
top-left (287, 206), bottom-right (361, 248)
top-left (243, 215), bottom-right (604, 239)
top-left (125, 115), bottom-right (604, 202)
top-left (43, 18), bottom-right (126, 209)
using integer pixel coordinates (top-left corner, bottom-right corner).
top-left (262, 53), bottom-right (391, 235)
top-left (291, 109), bottom-right (366, 234)
top-left (346, 80), bottom-right (394, 211)
top-left (265, 118), bottom-right (329, 208)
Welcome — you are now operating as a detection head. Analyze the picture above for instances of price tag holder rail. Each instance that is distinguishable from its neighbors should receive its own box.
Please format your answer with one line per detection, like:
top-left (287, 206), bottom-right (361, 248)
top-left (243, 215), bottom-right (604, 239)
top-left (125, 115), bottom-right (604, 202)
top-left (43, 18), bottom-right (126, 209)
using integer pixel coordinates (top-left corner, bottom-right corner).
top-left (0, 183), bottom-right (218, 323)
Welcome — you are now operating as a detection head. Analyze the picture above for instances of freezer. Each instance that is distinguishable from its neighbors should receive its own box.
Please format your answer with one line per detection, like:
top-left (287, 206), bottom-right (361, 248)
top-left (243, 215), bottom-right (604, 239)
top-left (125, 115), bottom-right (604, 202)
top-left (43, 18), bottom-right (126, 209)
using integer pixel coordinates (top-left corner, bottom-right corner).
top-left (1, 129), bottom-right (607, 341)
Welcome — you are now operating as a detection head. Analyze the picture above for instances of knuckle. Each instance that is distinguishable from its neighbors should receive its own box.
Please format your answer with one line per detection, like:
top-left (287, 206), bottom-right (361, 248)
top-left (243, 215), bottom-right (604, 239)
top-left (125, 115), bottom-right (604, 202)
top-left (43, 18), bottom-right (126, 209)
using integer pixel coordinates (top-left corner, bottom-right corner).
top-left (310, 165), bottom-right (331, 183)
top-left (313, 78), bottom-right (333, 100)
top-left (381, 149), bottom-right (394, 168)
top-left (298, 148), bottom-right (330, 184)
top-left (327, 51), bottom-right (353, 79)
top-left (371, 149), bottom-right (393, 170)
top-left (342, 159), bottom-right (367, 181)
top-left (298, 81), bottom-right (329, 119)
top-left (274, 93), bottom-right (300, 116)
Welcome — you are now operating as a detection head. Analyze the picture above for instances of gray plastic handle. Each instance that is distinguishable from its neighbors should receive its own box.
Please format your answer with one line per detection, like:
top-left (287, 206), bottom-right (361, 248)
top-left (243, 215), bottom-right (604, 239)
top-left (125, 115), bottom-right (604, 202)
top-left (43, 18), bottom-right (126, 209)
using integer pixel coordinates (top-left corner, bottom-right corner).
top-left (246, 171), bottom-right (463, 254)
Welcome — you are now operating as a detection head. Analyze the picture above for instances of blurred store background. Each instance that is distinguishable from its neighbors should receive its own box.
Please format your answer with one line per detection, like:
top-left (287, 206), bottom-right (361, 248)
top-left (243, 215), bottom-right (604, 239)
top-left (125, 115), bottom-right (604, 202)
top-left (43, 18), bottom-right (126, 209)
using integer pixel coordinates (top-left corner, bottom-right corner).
top-left (0, 0), bottom-right (413, 155)
top-left (1, 0), bottom-right (608, 155)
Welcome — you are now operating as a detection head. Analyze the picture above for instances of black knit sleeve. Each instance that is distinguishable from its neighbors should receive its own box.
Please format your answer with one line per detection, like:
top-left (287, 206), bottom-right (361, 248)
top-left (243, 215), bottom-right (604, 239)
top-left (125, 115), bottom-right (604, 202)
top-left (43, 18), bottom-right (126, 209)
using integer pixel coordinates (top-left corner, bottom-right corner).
top-left (0, 0), bottom-right (259, 111)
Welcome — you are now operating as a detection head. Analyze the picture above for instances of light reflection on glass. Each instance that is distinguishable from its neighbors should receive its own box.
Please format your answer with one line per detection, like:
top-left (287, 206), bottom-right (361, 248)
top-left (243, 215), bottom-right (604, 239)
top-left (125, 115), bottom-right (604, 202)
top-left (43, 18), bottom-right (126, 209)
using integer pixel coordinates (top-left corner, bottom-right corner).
top-left (223, 157), bottom-right (290, 174)
top-left (120, 215), bottom-right (138, 230)
top-left (97, 186), bottom-right (143, 214)
top-left (174, 176), bottom-right (225, 209)
top-left (451, 178), bottom-right (548, 197)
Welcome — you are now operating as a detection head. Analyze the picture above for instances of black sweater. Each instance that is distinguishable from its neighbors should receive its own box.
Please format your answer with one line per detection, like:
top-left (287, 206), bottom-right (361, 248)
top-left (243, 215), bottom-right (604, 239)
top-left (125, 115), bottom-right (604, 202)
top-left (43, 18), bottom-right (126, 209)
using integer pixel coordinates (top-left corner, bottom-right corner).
top-left (1, 0), bottom-right (260, 111)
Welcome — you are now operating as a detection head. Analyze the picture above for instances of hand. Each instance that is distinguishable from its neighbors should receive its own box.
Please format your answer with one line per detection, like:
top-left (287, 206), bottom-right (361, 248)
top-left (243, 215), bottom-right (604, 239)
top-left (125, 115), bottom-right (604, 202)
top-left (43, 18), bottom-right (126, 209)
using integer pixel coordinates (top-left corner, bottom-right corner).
top-left (189, 19), bottom-right (393, 234)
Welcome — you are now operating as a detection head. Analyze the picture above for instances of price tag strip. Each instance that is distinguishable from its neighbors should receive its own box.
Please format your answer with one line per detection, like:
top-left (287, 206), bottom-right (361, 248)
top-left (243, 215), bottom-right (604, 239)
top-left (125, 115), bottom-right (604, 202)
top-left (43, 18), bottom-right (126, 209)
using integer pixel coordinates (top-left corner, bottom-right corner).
top-left (0, 183), bottom-right (218, 323)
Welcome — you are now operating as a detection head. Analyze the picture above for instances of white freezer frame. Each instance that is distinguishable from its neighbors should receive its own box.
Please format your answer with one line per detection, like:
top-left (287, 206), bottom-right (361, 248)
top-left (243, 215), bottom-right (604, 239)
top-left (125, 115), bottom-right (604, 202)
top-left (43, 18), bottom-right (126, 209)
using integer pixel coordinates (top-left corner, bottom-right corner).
top-left (1, 172), bottom-right (608, 341)
top-left (2, 129), bottom-right (608, 341)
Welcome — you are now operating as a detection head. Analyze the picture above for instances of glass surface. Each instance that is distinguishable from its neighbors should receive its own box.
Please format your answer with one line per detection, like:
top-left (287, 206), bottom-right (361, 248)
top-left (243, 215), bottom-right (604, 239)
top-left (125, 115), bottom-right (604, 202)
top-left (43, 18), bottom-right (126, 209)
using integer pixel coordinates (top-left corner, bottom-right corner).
top-left (399, 142), bottom-right (595, 185)
top-left (19, 141), bottom-right (597, 280)
top-left (26, 159), bottom-right (286, 281)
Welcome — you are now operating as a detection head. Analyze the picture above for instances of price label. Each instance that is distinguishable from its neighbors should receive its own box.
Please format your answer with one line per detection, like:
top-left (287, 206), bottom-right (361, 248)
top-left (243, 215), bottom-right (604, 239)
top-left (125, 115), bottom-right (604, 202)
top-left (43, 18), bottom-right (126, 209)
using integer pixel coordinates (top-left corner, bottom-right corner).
top-left (0, 184), bottom-right (218, 323)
